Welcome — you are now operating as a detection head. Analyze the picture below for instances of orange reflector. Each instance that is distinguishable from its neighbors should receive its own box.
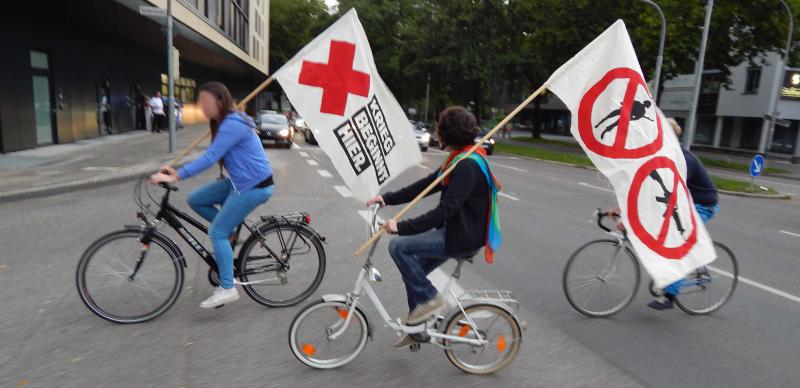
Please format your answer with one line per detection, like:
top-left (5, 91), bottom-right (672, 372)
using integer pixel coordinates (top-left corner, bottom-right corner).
top-left (458, 324), bottom-right (470, 337)
top-left (497, 335), bottom-right (507, 352)
top-left (301, 343), bottom-right (316, 357)
top-left (336, 307), bottom-right (348, 320)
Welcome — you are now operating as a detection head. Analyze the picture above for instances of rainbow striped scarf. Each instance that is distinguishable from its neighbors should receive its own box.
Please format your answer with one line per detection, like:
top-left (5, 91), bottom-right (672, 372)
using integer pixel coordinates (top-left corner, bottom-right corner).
top-left (439, 147), bottom-right (502, 263)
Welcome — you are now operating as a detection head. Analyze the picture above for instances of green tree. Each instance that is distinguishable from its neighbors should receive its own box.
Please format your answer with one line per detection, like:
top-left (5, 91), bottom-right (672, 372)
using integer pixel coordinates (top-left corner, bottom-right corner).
top-left (269, 0), bottom-right (332, 73)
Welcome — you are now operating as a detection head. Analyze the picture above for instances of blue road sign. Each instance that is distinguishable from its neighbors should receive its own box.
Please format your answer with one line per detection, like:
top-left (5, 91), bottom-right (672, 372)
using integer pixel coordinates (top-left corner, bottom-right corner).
top-left (750, 154), bottom-right (765, 177)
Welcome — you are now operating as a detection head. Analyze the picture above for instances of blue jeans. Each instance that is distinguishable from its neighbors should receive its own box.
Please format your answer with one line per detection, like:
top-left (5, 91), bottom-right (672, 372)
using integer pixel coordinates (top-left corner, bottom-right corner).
top-left (663, 203), bottom-right (719, 296)
top-left (388, 228), bottom-right (453, 311)
top-left (187, 179), bottom-right (274, 289)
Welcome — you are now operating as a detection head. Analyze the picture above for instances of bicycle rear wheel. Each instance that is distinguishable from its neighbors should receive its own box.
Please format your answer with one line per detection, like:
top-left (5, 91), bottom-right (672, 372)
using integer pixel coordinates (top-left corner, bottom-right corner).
top-left (76, 230), bottom-right (183, 323)
top-left (238, 222), bottom-right (325, 307)
top-left (288, 300), bottom-right (369, 369)
top-left (443, 304), bottom-right (522, 374)
top-left (675, 242), bottom-right (738, 315)
top-left (563, 239), bottom-right (640, 317)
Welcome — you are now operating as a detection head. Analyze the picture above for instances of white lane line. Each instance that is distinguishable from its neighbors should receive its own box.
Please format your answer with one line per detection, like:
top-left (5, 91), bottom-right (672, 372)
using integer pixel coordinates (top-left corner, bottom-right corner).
top-left (291, 143), bottom-right (301, 150)
top-left (356, 209), bottom-right (463, 307)
top-left (498, 192), bottom-right (520, 201)
top-left (578, 181), bottom-right (614, 193)
top-left (708, 266), bottom-right (800, 304)
top-left (419, 164), bottom-right (432, 170)
top-left (492, 162), bottom-right (528, 173)
top-left (317, 169), bottom-right (333, 178)
top-left (306, 159), bottom-right (319, 166)
top-left (334, 185), bottom-right (353, 198)
top-left (780, 230), bottom-right (800, 238)
top-left (299, 151), bottom-right (309, 158)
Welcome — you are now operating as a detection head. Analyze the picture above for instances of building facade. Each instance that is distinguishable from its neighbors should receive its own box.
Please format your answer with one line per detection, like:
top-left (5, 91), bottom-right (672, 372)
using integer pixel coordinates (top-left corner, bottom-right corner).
top-left (0, 0), bottom-right (270, 153)
top-left (660, 52), bottom-right (800, 163)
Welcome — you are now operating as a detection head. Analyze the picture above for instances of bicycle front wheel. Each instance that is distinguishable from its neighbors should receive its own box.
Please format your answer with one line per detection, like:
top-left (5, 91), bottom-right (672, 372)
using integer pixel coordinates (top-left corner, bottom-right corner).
top-left (76, 230), bottom-right (183, 324)
top-left (238, 223), bottom-right (325, 307)
top-left (288, 300), bottom-right (369, 369)
top-left (675, 242), bottom-right (738, 315)
top-left (563, 239), bottom-right (640, 317)
top-left (443, 304), bottom-right (522, 374)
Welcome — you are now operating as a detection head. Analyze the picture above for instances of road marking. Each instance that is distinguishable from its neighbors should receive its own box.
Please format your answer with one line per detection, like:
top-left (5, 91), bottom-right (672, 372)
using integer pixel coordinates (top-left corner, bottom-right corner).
top-left (498, 192), bottom-right (519, 201)
top-left (334, 185), bottom-right (353, 198)
top-left (306, 159), bottom-right (319, 166)
top-left (419, 164), bottom-right (432, 170)
top-left (317, 169), bottom-right (333, 178)
top-left (578, 181), bottom-right (614, 193)
top-left (356, 209), bottom-right (463, 307)
top-left (299, 151), bottom-right (309, 158)
top-left (708, 266), bottom-right (800, 304)
top-left (492, 162), bottom-right (528, 173)
top-left (780, 230), bottom-right (800, 238)
top-left (291, 143), bottom-right (301, 150)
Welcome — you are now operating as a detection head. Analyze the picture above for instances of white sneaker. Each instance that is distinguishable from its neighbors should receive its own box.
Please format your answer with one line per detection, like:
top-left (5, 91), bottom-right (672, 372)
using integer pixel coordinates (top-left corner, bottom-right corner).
top-left (199, 287), bottom-right (239, 309)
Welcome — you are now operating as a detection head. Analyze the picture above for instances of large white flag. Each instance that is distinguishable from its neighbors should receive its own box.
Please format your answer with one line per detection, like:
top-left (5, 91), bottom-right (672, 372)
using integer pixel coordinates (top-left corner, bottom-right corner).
top-left (274, 8), bottom-right (421, 202)
top-left (545, 20), bottom-right (716, 288)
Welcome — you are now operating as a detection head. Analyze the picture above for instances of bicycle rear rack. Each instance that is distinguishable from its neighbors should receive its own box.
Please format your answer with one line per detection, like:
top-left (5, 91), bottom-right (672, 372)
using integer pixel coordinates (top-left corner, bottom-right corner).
top-left (260, 211), bottom-right (311, 225)
top-left (458, 289), bottom-right (519, 311)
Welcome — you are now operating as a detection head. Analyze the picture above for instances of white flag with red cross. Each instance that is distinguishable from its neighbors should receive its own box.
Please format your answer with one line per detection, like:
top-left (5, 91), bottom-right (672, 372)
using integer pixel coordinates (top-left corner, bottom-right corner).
top-left (545, 20), bottom-right (717, 288)
top-left (274, 8), bottom-right (421, 202)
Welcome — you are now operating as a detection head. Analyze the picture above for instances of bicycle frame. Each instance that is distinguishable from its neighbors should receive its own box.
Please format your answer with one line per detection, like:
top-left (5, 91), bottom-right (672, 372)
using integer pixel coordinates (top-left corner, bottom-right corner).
top-left (134, 184), bottom-right (295, 283)
top-left (327, 205), bottom-right (488, 348)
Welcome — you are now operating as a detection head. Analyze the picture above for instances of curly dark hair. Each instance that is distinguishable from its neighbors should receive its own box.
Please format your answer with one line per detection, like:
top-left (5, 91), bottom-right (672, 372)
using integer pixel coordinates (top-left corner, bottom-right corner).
top-left (436, 106), bottom-right (478, 149)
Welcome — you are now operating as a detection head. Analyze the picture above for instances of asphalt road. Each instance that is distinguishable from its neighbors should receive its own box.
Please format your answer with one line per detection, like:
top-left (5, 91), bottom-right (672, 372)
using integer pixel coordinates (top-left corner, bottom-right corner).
top-left (1, 141), bottom-right (799, 387)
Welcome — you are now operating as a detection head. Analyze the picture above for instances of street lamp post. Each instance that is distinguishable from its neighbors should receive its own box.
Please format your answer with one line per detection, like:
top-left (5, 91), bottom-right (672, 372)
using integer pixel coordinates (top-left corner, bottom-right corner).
top-left (167, 0), bottom-right (176, 153)
top-left (639, 0), bottom-right (666, 103)
top-left (424, 73), bottom-right (431, 123)
top-left (684, 0), bottom-right (714, 148)
top-left (763, 0), bottom-right (793, 163)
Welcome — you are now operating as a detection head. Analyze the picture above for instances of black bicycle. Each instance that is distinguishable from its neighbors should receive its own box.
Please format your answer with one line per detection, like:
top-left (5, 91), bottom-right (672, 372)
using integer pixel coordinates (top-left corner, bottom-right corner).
top-left (76, 179), bottom-right (327, 324)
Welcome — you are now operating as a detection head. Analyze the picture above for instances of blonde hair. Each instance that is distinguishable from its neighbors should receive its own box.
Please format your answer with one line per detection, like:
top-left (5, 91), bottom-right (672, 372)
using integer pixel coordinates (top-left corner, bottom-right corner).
top-left (666, 117), bottom-right (682, 136)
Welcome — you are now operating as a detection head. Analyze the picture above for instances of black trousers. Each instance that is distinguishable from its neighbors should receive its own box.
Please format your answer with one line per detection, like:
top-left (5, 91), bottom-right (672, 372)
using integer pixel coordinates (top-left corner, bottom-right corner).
top-left (152, 114), bottom-right (165, 132)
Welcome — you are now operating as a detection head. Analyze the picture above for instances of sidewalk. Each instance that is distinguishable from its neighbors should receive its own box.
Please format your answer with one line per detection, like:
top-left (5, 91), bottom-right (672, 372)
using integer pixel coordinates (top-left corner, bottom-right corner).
top-left (0, 124), bottom-right (208, 202)
top-left (501, 130), bottom-right (800, 180)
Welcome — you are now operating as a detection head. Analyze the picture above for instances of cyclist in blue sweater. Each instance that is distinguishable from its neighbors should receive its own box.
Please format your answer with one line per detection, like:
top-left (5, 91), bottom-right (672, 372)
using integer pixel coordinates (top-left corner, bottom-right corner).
top-left (150, 81), bottom-right (274, 309)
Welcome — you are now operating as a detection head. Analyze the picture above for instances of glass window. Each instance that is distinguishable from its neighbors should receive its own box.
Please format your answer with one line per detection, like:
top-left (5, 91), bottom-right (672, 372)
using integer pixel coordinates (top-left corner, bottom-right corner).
top-left (30, 51), bottom-right (48, 70)
top-left (745, 67), bottom-right (761, 93)
top-left (260, 113), bottom-right (288, 125)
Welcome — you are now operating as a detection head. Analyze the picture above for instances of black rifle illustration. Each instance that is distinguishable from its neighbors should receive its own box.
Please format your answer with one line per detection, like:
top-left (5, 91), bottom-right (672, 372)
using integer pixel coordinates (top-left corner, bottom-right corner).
top-left (649, 170), bottom-right (685, 234)
top-left (595, 100), bottom-right (653, 139)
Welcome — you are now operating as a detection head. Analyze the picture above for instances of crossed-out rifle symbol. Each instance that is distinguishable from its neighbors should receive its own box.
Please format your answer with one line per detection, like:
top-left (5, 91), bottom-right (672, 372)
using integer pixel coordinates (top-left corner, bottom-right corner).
top-left (648, 170), bottom-right (686, 235)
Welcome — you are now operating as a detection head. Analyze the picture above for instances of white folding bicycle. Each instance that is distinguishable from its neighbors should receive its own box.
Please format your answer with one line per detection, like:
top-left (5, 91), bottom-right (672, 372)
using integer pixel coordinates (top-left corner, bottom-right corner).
top-left (288, 205), bottom-right (524, 374)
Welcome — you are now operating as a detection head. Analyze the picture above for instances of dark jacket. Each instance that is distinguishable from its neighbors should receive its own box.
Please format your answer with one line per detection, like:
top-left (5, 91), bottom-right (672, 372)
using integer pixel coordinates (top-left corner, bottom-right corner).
top-left (383, 158), bottom-right (489, 255)
top-left (682, 147), bottom-right (718, 206)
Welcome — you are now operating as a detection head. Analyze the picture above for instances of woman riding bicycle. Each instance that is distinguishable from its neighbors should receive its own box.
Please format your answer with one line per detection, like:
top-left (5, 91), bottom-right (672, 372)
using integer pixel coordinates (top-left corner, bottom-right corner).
top-left (150, 81), bottom-right (274, 309)
top-left (366, 106), bottom-right (502, 348)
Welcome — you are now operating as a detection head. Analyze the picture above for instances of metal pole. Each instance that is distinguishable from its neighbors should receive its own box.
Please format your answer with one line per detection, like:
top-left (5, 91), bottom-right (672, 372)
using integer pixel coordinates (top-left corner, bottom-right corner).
top-left (639, 0), bottom-right (666, 103)
top-left (684, 0), bottom-right (714, 148)
top-left (424, 73), bottom-right (430, 122)
top-left (764, 0), bottom-right (793, 162)
top-left (167, 0), bottom-right (176, 153)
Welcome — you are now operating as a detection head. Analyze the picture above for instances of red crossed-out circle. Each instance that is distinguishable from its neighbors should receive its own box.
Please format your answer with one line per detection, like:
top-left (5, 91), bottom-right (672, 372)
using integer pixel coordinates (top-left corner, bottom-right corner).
top-left (627, 156), bottom-right (697, 260)
top-left (577, 67), bottom-right (663, 159)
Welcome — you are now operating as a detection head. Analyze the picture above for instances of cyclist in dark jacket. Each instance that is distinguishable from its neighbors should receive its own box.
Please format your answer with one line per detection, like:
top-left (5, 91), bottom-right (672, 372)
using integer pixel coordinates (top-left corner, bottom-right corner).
top-left (366, 107), bottom-right (502, 348)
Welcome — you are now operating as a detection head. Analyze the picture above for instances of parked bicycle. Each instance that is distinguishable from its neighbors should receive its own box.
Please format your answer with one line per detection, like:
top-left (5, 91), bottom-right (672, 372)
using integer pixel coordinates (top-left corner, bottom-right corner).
top-left (288, 205), bottom-right (524, 374)
top-left (562, 209), bottom-right (738, 317)
top-left (76, 178), bottom-right (327, 324)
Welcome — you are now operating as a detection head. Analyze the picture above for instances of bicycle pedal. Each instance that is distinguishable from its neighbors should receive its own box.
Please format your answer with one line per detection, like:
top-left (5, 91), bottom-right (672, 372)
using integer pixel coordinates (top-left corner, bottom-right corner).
top-left (409, 343), bottom-right (421, 352)
top-left (214, 304), bottom-right (225, 309)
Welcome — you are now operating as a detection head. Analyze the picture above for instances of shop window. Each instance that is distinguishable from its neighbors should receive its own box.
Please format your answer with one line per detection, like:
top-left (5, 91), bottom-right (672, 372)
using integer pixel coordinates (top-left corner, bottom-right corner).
top-left (744, 67), bottom-right (761, 94)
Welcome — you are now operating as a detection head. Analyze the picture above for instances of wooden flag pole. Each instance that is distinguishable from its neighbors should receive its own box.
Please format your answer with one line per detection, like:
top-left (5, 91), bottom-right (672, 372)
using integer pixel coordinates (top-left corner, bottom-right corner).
top-left (354, 83), bottom-right (549, 256)
top-left (167, 75), bottom-right (275, 167)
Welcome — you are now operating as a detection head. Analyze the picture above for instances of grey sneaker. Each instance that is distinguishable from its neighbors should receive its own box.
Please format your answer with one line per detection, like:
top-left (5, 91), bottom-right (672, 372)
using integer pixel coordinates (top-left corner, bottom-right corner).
top-left (407, 294), bottom-right (445, 325)
top-left (394, 335), bottom-right (417, 349)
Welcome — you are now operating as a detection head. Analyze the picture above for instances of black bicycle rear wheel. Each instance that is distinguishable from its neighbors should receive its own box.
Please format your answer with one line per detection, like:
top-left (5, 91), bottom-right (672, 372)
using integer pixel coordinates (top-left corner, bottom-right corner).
top-left (237, 222), bottom-right (325, 307)
top-left (76, 230), bottom-right (183, 323)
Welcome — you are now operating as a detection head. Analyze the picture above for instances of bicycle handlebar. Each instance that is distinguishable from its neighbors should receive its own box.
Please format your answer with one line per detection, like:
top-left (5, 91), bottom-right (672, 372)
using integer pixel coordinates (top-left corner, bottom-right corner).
top-left (595, 208), bottom-right (620, 233)
top-left (159, 182), bottom-right (179, 192)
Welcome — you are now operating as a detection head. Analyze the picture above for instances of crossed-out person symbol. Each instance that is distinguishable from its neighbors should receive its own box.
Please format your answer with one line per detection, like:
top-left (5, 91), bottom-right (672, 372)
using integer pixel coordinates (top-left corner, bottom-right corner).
top-left (594, 99), bottom-right (653, 140)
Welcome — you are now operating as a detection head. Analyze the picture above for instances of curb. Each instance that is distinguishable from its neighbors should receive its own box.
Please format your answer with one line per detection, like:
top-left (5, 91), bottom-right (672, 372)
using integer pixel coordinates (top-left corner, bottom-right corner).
top-left (0, 152), bottom-right (201, 204)
top-left (496, 151), bottom-right (794, 201)
top-left (717, 189), bottom-right (793, 200)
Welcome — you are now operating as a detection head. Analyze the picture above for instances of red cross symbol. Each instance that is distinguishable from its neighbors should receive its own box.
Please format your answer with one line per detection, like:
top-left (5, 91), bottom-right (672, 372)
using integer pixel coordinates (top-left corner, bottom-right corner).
top-left (298, 40), bottom-right (371, 116)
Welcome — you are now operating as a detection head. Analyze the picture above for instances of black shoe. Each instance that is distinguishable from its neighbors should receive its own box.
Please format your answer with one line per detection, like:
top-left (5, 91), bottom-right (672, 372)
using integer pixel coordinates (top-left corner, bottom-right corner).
top-left (647, 294), bottom-right (675, 310)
